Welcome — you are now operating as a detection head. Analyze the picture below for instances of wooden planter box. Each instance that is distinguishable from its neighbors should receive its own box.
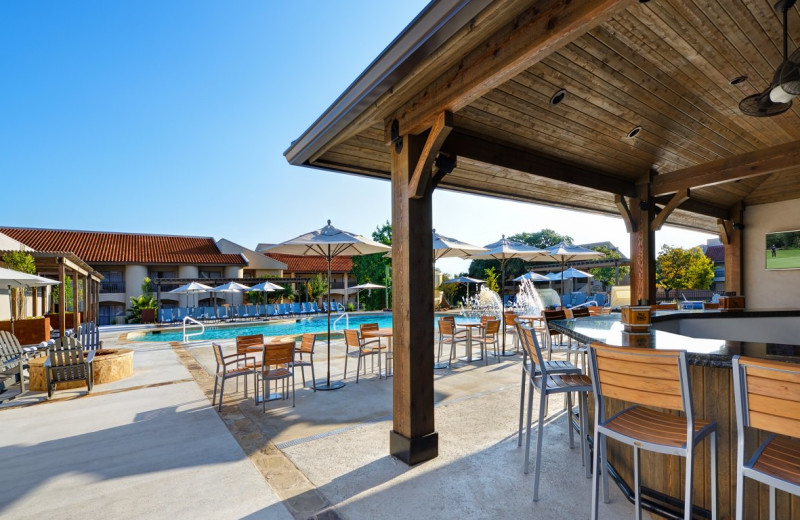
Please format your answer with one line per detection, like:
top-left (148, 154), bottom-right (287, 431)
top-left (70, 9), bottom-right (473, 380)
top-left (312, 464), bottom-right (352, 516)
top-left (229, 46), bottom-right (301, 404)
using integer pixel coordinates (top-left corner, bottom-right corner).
top-left (46, 312), bottom-right (82, 330)
top-left (0, 316), bottom-right (51, 344)
top-left (141, 309), bottom-right (156, 323)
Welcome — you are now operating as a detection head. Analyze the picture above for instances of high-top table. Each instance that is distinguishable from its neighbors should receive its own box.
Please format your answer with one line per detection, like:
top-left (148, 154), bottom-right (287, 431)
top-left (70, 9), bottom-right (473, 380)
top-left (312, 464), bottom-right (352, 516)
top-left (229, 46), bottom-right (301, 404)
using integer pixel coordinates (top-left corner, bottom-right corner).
top-left (549, 309), bottom-right (800, 520)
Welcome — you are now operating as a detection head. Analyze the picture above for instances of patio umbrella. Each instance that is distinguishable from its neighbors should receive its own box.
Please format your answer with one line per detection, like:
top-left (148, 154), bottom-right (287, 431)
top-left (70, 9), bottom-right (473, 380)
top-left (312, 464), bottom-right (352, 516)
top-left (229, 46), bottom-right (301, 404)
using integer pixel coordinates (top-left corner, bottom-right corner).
top-left (540, 242), bottom-right (603, 302)
top-left (247, 280), bottom-right (284, 303)
top-left (512, 271), bottom-right (550, 282)
top-left (440, 276), bottom-right (485, 298)
top-left (265, 220), bottom-right (391, 391)
top-left (467, 236), bottom-right (548, 355)
top-left (348, 282), bottom-right (386, 310)
top-left (0, 267), bottom-right (59, 335)
top-left (431, 230), bottom-right (487, 260)
top-left (210, 281), bottom-right (251, 315)
top-left (168, 282), bottom-right (213, 309)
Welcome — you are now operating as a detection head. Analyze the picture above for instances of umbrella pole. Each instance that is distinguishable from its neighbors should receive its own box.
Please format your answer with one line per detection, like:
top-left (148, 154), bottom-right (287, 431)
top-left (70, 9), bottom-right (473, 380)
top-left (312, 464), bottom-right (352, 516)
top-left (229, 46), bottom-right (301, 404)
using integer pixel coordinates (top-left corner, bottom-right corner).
top-left (8, 285), bottom-right (14, 336)
top-left (317, 245), bottom-right (345, 390)
top-left (498, 259), bottom-right (514, 356)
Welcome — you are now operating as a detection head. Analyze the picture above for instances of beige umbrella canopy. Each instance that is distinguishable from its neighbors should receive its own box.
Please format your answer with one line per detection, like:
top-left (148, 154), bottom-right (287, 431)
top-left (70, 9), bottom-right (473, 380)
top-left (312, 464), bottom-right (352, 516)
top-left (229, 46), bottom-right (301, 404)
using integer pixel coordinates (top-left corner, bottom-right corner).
top-left (0, 267), bottom-right (59, 335)
top-left (265, 220), bottom-right (391, 391)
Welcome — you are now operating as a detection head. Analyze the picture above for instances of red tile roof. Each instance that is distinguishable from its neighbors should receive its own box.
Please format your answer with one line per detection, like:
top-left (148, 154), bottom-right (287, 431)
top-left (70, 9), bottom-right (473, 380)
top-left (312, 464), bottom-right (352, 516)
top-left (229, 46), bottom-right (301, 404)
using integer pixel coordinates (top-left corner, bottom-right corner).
top-left (0, 227), bottom-right (246, 265)
top-left (266, 253), bottom-right (353, 273)
top-left (705, 245), bottom-right (724, 263)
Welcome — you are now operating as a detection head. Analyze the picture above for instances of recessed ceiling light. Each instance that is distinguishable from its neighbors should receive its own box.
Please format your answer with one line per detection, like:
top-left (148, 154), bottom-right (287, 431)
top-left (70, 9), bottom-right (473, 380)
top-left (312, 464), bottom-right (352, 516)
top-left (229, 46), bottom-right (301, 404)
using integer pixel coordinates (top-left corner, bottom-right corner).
top-left (626, 126), bottom-right (642, 139)
top-left (729, 75), bottom-right (748, 85)
top-left (550, 89), bottom-right (567, 106)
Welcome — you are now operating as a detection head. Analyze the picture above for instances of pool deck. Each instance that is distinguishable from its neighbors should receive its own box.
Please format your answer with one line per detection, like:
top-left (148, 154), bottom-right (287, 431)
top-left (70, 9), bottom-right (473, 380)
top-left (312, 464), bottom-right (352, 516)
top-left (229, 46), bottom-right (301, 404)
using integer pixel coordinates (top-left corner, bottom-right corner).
top-left (0, 324), bottom-right (638, 519)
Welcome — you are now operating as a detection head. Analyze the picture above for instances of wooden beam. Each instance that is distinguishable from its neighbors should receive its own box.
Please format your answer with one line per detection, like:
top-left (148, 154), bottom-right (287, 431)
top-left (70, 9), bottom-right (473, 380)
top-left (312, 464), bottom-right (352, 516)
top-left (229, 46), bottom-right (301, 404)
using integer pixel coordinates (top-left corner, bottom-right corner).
top-left (615, 194), bottom-right (635, 233)
top-left (652, 196), bottom-right (731, 221)
top-left (717, 219), bottom-right (732, 246)
top-left (652, 188), bottom-right (690, 231)
top-left (394, 0), bottom-right (633, 135)
top-left (408, 112), bottom-right (453, 199)
top-left (652, 140), bottom-right (800, 196)
top-left (723, 203), bottom-right (744, 296)
top-left (442, 131), bottom-right (637, 197)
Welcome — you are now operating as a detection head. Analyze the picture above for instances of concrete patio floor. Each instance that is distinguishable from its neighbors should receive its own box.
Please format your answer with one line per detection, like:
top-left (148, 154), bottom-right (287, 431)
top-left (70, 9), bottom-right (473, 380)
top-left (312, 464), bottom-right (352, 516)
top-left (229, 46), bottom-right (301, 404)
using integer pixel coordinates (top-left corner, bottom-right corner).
top-left (0, 324), bottom-right (639, 519)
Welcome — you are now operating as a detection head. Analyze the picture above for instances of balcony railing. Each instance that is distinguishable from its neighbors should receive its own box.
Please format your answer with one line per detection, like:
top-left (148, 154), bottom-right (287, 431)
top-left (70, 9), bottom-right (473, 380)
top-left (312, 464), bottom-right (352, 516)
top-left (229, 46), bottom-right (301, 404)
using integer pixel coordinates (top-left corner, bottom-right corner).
top-left (100, 281), bottom-right (126, 294)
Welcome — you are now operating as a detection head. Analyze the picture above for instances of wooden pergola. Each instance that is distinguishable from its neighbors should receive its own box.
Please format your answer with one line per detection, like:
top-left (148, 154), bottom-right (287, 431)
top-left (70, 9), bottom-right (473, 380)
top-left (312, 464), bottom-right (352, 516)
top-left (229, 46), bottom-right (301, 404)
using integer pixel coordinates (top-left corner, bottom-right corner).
top-left (285, 0), bottom-right (800, 470)
top-left (0, 250), bottom-right (104, 337)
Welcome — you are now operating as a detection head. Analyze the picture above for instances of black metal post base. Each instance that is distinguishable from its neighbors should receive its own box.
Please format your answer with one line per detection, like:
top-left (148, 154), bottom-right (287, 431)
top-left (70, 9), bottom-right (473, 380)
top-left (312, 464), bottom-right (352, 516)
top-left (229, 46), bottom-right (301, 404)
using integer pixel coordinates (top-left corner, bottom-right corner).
top-left (389, 430), bottom-right (438, 466)
top-left (313, 379), bottom-right (346, 391)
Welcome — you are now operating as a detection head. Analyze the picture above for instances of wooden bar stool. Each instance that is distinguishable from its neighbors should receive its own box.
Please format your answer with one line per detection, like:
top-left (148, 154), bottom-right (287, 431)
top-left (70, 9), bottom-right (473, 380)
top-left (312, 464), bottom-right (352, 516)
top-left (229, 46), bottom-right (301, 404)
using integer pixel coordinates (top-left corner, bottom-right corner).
top-left (588, 343), bottom-right (717, 520)
top-left (732, 356), bottom-right (800, 520)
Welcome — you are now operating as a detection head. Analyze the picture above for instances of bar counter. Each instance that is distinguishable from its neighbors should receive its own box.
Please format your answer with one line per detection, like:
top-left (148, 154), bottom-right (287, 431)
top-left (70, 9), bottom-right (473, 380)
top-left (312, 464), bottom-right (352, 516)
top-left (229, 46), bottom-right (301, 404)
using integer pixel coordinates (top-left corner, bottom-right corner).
top-left (550, 309), bottom-right (800, 520)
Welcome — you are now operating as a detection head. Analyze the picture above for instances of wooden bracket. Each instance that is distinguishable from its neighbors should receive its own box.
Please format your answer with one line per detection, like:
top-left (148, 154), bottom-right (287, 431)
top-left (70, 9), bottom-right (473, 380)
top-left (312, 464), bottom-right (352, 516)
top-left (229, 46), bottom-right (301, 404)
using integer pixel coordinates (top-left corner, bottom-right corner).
top-left (615, 194), bottom-right (636, 233)
top-left (652, 188), bottom-right (689, 231)
top-left (408, 112), bottom-right (453, 199)
top-left (717, 219), bottom-right (732, 245)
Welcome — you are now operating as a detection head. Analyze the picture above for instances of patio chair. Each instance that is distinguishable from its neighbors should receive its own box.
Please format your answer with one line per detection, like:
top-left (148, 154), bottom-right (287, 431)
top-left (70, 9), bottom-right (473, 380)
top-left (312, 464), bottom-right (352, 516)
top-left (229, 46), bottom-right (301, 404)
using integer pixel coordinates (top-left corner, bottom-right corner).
top-left (359, 322), bottom-right (383, 348)
top-left (235, 334), bottom-right (264, 372)
top-left (77, 321), bottom-right (103, 350)
top-left (472, 319), bottom-right (500, 364)
top-left (294, 333), bottom-right (317, 391)
top-left (344, 329), bottom-right (383, 383)
top-left (292, 303), bottom-right (302, 315)
top-left (309, 302), bottom-right (320, 313)
top-left (519, 323), bottom-right (593, 502)
top-left (504, 311), bottom-right (519, 352)
top-left (542, 309), bottom-right (582, 365)
top-left (257, 341), bottom-right (295, 412)
top-left (515, 323), bottom-right (582, 448)
top-left (732, 356), bottom-right (800, 520)
top-left (45, 336), bottom-right (95, 399)
top-left (437, 318), bottom-right (469, 368)
top-left (0, 330), bottom-right (34, 394)
top-left (322, 302), bottom-right (329, 312)
top-left (571, 306), bottom-right (590, 318)
top-left (211, 342), bottom-right (257, 411)
top-left (588, 343), bottom-right (717, 520)
top-left (216, 306), bottom-right (229, 321)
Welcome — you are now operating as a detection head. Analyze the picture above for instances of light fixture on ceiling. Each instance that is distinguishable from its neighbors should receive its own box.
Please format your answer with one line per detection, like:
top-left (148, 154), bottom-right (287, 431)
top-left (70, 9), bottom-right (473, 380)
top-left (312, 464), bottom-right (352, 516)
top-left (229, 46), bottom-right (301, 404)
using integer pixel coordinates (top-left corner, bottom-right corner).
top-left (550, 89), bottom-right (567, 106)
top-left (729, 75), bottom-right (748, 85)
top-left (626, 126), bottom-right (642, 139)
top-left (739, 0), bottom-right (800, 116)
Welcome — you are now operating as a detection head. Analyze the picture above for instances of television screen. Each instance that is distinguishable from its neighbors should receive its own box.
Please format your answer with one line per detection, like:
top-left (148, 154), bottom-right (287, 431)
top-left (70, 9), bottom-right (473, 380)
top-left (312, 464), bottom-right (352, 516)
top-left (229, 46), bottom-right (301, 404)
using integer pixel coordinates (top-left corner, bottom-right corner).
top-left (766, 230), bottom-right (800, 270)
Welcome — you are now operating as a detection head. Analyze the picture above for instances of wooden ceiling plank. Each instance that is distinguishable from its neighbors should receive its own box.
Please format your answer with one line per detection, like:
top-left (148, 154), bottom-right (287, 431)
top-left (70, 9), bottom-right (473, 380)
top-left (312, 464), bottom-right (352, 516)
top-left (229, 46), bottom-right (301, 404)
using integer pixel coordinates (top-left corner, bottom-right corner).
top-left (652, 139), bottom-right (800, 195)
top-left (590, 22), bottom-right (756, 155)
top-left (550, 44), bottom-right (722, 164)
top-left (474, 89), bottom-right (651, 173)
top-left (394, 0), bottom-right (636, 136)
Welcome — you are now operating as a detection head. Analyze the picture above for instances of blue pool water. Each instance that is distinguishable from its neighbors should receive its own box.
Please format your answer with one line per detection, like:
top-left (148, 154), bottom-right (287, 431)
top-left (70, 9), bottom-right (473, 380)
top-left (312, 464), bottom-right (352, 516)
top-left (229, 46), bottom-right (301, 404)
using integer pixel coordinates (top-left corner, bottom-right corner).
top-left (130, 313), bottom-right (471, 342)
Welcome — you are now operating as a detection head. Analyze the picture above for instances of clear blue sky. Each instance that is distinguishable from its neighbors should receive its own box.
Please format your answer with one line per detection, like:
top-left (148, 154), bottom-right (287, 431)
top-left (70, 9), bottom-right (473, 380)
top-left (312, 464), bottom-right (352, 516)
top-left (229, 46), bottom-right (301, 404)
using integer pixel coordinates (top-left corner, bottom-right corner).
top-left (0, 1), bottom-right (713, 275)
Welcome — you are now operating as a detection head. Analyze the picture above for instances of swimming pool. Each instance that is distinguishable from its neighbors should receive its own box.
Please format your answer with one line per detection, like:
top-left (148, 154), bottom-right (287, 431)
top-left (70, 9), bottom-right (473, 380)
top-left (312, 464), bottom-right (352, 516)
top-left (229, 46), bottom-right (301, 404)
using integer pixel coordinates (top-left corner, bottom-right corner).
top-left (129, 312), bottom-right (470, 342)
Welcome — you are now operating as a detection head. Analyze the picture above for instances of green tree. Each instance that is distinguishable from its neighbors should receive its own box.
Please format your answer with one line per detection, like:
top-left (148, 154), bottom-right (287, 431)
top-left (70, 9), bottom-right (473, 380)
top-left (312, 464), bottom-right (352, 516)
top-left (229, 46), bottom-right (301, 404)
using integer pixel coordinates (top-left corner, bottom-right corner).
top-left (510, 229), bottom-right (572, 249)
top-left (483, 267), bottom-right (499, 293)
top-left (351, 221), bottom-right (392, 310)
top-left (1, 251), bottom-right (37, 319)
top-left (656, 245), bottom-right (715, 291)
top-left (308, 273), bottom-right (328, 303)
top-left (588, 246), bottom-right (630, 290)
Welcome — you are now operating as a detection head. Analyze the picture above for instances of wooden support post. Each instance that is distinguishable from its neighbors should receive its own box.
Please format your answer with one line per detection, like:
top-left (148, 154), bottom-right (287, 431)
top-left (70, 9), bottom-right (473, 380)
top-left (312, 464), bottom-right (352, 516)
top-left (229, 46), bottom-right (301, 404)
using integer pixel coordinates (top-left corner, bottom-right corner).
top-left (628, 179), bottom-right (656, 305)
top-left (83, 274), bottom-right (90, 324)
top-left (94, 277), bottom-right (100, 324)
top-left (718, 203), bottom-right (744, 295)
top-left (72, 270), bottom-right (80, 331)
top-left (31, 286), bottom-right (38, 318)
top-left (58, 259), bottom-right (66, 338)
top-left (389, 130), bottom-right (438, 466)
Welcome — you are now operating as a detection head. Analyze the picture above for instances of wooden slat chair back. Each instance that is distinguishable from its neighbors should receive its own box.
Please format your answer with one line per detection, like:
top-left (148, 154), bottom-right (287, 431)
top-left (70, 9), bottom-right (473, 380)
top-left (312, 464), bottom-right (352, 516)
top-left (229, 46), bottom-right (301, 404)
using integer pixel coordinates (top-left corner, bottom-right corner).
top-left (542, 308), bottom-right (581, 364)
top-left (344, 329), bottom-right (383, 383)
top-left (236, 334), bottom-right (264, 355)
top-left (259, 341), bottom-right (295, 411)
top-left (294, 333), bottom-right (317, 391)
top-left (45, 336), bottom-right (94, 399)
top-left (587, 306), bottom-right (603, 316)
top-left (473, 319), bottom-right (501, 364)
top-left (571, 306), bottom-right (590, 318)
top-left (77, 321), bottom-right (103, 351)
top-left (732, 356), bottom-right (800, 519)
top-left (0, 330), bottom-right (26, 393)
top-left (588, 342), bottom-right (718, 520)
top-left (359, 322), bottom-right (382, 348)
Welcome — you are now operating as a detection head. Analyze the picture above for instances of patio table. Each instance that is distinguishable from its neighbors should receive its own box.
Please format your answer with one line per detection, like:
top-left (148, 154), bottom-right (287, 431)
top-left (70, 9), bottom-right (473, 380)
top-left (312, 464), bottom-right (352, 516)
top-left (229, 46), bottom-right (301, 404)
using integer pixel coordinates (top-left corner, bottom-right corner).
top-left (361, 328), bottom-right (393, 376)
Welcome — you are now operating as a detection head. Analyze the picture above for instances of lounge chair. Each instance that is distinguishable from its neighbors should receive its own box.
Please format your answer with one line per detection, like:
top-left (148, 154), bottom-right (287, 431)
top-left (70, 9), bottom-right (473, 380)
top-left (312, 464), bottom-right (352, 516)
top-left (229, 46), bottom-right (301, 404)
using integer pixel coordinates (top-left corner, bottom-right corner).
top-left (0, 330), bottom-right (33, 394)
top-left (309, 302), bottom-right (320, 314)
top-left (292, 302), bottom-right (302, 315)
top-left (322, 302), bottom-right (329, 312)
top-left (216, 306), bottom-right (229, 321)
top-left (267, 304), bottom-right (277, 318)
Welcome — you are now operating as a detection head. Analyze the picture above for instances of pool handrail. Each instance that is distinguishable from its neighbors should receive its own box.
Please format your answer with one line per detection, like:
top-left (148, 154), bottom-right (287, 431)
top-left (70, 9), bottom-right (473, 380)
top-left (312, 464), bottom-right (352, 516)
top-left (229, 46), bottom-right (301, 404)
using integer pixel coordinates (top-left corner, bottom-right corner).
top-left (332, 312), bottom-right (349, 331)
top-left (182, 316), bottom-right (205, 343)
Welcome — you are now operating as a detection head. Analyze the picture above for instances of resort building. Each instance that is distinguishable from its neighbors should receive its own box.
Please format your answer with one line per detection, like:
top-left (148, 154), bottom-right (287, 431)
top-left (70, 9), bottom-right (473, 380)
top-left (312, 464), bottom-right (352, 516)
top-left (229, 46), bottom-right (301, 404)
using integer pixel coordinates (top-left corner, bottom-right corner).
top-left (258, 248), bottom-right (356, 307)
top-left (0, 227), bottom-right (247, 325)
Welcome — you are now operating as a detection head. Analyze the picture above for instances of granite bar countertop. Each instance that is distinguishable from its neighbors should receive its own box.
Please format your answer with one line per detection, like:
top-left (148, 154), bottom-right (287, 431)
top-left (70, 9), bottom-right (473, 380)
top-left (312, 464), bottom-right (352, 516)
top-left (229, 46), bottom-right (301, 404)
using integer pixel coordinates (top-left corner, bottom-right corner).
top-left (550, 309), bottom-right (800, 368)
